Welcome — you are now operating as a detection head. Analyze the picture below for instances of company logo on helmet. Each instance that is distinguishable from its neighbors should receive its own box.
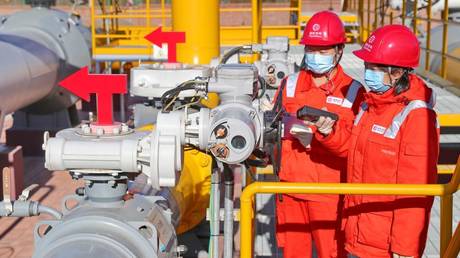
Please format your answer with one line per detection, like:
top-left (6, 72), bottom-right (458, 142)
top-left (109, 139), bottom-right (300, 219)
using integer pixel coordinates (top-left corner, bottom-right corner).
top-left (363, 43), bottom-right (373, 52)
top-left (312, 23), bottom-right (320, 31)
top-left (363, 35), bottom-right (376, 51)
top-left (308, 31), bottom-right (323, 38)
top-left (368, 35), bottom-right (376, 44)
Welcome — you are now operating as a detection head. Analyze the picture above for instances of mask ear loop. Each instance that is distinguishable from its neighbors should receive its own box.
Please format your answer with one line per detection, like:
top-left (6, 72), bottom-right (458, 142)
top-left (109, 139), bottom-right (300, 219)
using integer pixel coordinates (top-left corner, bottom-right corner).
top-left (324, 45), bottom-right (343, 93)
top-left (333, 45), bottom-right (344, 67)
top-left (300, 51), bottom-right (307, 70)
top-left (387, 67), bottom-right (407, 87)
top-left (386, 66), bottom-right (394, 86)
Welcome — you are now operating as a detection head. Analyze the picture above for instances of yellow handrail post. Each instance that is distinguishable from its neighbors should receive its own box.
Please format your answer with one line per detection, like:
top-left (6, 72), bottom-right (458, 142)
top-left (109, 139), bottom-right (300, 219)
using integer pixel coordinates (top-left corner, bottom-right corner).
top-left (252, 0), bottom-right (262, 44)
top-left (402, 0), bottom-right (406, 26)
top-left (441, 0), bottom-right (449, 79)
top-left (366, 0), bottom-right (371, 36)
top-left (440, 194), bottom-right (453, 256)
top-left (297, 0), bottom-right (302, 39)
top-left (358, 0), bottom-right (364, 43)
top-left (146, 0), bottom-right (151, 57)
top-left (443, 222), bottom-right (460, 258)
top-left (425, 0), bottom-right (432, 71)
top-left (373, 0), bottom-right (378, 31)
top-left (146, 0), bottom-right (150, 29)
top-left (161, 0), bottom-right (166, 26)
top-left (413, 0), bottom-right (418, 34)
top-left (441, 156), bottom-right (460, 256)
top-left (90, 0), bottom-right (96, 58)
top-left (240, 186), bottom-right (255, 258)
top-left (240, 157), bottom-right (460, 258)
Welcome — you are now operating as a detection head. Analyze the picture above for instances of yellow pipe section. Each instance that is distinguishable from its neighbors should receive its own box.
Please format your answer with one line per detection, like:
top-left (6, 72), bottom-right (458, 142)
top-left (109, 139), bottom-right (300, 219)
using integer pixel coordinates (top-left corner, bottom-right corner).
top-left (94, 14), bottom-right (164, 19)
top-left (161, 0), bottom-right (165, 29)
top-left (440, 157), bottom-right (460, 256)
top-left (441, 195), bottom-right (453, 256)
top-left (438, 114), bottom-right (460, 127)
top-left (173, 149), bottom-right (212, 234)
top-left (444, 222), bottom-right (460, 258)
top-left (438, 164), bottom-right (456, 174)
top-left (425, 0), bottom-right (432, 71)
top-left (358, 0), bottom-right (364, 43)
top-left (402, 0), bottom-right (406, 26)
top-left (373, 0), bottom-right (378, 30)
top-left (252, 0), bottom-right (262, 44)
top-left (413, 0), bottom-right (418, 34)
top-left (240, 158), bottom-right (460, 257)
top-left (221, 7), bottom-right (298, 12)
top-left (366, 0), bottom-right (371, 38)
top-left (441, 0), bottom-right (449, 79)
top-left (297, 0), bottom-right (302, 38)
top-left (146, 0), bottom-right (150, 29)
top-left (90, 0), bottom-right (96, 56)
top-left (172, 0), bottom-right (220, 64)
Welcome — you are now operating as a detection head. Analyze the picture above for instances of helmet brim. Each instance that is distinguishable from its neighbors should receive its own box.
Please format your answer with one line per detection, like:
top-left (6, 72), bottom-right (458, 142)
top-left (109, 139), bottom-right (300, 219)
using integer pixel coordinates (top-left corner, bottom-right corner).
top-left (352, 49), bottom-right (370, 62)
top-left (353, 49), bottom-right (418, 68)
top-left (300, 38), bottom-right (346, 46)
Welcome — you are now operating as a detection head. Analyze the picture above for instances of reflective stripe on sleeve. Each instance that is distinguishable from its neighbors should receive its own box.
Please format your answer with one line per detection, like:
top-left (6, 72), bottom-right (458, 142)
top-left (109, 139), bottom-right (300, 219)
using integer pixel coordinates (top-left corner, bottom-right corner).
top-left (286, 72), bottom-right (300, 98)
top-left (342, 80), bottom-right (363, 108)
top-left (354, 102), bottom-right (368, 126)
top-left (383, 100), bottom-right (434, 139)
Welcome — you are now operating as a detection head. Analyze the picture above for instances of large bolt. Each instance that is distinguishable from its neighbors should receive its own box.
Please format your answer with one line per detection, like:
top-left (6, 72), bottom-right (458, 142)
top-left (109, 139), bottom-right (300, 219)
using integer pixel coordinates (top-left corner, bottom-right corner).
top-left (82, 125), bottom-right (91, 134)
top-left (88, 112), bottom-right (95, 122)
top-left (96, 128), bottom-right (104, 136)
top-left (112, 127), bottom-right (120, 135)
top-left (177, 245), bottom-right (188, 255)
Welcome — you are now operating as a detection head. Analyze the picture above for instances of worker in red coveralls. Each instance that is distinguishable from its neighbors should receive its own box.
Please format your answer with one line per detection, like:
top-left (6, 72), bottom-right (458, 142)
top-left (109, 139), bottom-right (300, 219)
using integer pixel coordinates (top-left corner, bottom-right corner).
top-left (273, 11), bottom-right (364, 258)
top-left (311, 25), bottom-right (439, 258)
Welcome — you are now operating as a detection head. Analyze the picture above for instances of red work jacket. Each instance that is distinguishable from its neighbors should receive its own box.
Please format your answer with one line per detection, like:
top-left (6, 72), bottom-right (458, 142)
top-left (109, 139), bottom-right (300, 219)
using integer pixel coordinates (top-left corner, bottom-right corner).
top-left (318, 74), bottom-right (439, 257)
top-left (277, 65), bottom-right (364, 201)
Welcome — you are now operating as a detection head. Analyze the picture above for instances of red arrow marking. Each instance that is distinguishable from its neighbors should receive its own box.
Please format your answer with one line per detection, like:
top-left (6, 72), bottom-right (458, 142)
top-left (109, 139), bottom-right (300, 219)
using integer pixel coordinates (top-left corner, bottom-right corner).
top-left (59, 67), bottom-right (127, 125)
top-left (144, 26), bottom-right (186, 63)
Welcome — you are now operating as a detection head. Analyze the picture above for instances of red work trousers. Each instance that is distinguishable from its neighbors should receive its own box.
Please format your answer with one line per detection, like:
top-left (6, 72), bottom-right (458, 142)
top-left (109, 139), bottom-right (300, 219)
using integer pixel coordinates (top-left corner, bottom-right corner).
top-left (276, 195), bottom-right (345, 258)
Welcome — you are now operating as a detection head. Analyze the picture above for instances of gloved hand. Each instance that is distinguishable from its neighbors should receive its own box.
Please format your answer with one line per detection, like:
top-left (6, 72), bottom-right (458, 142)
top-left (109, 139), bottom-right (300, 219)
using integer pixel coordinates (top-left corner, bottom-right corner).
top-left (392, 254), bottom-right (414, 258)
top-left (289, 124), bottom-right (313, 148)
top-left (301, 107), bottom-right (336, 136)
top-left (314, 116), bottom-right (336, 136)
top-left (260, 97), bottom-right (274, 112)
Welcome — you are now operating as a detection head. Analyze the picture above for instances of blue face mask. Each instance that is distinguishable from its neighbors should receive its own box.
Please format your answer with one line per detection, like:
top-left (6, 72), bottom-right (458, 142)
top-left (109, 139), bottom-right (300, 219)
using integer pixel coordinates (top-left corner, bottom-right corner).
top-left (305, 53), bottom-right (335, 74)
top-left (364, 69), bottom-right (391, 93)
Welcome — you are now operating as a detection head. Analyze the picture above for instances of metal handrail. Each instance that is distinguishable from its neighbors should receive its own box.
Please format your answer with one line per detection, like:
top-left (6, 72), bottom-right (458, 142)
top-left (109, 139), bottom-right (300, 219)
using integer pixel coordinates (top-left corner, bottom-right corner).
top-left (444, 222), bottom-right (460, 258)
top-left (91, 0), bottom-right (302, 51)
top-left (240, 157), bottom-right (460, 257)
top-left (353, 0), bottom-right (452, 80)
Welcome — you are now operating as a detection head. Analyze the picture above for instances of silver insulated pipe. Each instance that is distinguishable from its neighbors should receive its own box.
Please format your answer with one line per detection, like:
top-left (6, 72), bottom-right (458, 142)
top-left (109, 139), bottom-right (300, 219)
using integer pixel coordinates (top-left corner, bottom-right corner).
top-left (0, 8), bottom-right (91, 131)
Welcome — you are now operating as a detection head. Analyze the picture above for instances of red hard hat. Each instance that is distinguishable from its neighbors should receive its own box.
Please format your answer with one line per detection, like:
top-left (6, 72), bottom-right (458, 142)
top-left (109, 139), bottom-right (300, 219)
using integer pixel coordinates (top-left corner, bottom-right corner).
top-left (353, 25), bottom-right (420, 68)
top-left (300, 11), bottom-right (346, 46)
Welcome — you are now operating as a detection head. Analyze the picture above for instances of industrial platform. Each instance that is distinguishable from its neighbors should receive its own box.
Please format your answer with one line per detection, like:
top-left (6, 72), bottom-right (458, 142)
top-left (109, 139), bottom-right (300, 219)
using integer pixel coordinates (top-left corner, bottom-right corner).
top-left (0, 0), bottom-right (459, 257)
top-left (0, 45), bottom-right (458, 258)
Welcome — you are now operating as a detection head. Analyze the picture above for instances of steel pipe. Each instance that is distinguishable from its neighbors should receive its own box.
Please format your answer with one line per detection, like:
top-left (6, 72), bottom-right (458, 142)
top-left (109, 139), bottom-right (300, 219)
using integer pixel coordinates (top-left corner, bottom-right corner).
top-left (0, 8), bottom-right (90, 119)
